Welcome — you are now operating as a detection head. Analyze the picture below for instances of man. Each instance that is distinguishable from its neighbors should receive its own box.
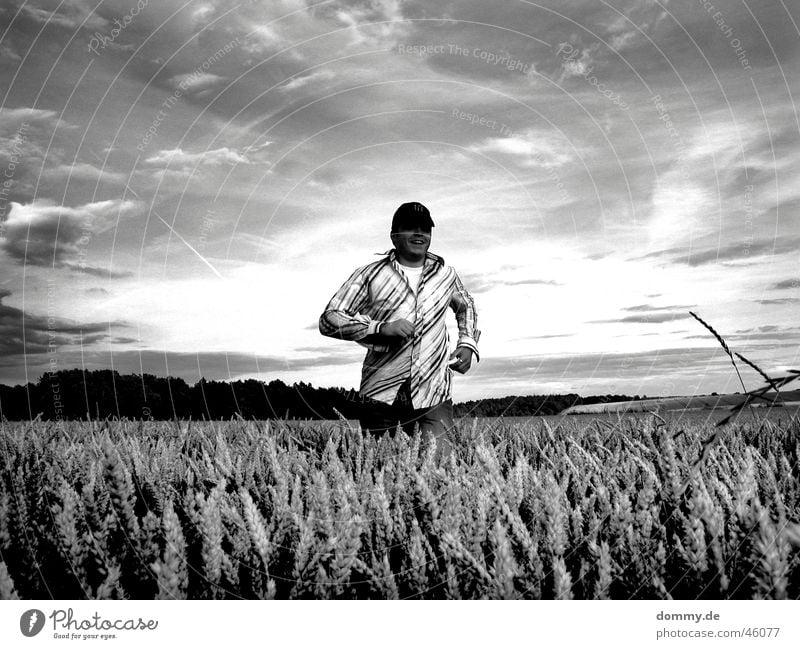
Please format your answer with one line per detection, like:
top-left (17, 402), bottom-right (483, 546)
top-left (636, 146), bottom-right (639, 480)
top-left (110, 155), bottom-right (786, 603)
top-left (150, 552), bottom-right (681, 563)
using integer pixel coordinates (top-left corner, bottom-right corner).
top-left (319, 201), bottom-right (480, 456)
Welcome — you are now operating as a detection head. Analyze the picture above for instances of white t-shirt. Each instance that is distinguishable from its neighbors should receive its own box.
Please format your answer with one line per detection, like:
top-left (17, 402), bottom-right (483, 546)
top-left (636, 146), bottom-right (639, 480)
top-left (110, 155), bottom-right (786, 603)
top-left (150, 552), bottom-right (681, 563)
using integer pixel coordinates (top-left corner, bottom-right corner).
top-left (397, 262), bottom-right (423, 295)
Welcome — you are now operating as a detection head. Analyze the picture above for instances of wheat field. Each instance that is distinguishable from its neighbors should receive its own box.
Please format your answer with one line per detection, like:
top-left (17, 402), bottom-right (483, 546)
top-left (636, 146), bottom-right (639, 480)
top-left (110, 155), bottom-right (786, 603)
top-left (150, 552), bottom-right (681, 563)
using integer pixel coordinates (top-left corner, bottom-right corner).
top-left (0, 415), bottom-right (798, 599)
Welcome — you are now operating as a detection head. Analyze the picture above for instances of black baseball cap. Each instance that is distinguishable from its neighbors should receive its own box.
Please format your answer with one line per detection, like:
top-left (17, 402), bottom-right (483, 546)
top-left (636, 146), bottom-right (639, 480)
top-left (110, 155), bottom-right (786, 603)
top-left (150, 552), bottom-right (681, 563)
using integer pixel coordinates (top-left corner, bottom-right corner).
top-left (391, 202), bottom-right (435, 232)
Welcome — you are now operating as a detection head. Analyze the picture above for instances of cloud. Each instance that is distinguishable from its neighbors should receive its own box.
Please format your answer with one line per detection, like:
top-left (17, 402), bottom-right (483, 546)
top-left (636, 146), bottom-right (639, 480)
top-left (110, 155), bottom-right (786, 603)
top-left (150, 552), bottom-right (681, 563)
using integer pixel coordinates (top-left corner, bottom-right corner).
top-left (313, 0), bottom-right (411, 48)
top-left (556, 42), bottom-right (604, 85)
top-left (0, 107), bottom-right (62, 127)
top-left (636, 236), bottom-right (800, 267)
top-left (467, 129), bottom-right (576, 168)
top-left (109, 336), bottom-right (140, 344)
top-left (0, 289), bottom-right (127, 358)
top-left (18, 2), bottom-right (108, 32)
top-left (547, 1), bottom-right (671, 80)
top-left (63, 264), bottom-right (132, 279)
top-left (0, 42), bottom-right (21, 63)
top-left (278, 68), bottom-right (337, 93)
top-left (242, 139), bottom-right (273, 153)
top-left (756, 298), bottom-right (800, 305)
top-left (0, 108), bottom-right (69, 171)
top-left (583, 303), bottom-right (696, 326)
top-left (683, 324), bottom-right (800, 344)
top-left (0, 107), bottom-right (88, 203)
top-left (166, 72), bottom-right (227, 96)
top-left (399, 0), bottom-right (781, 89)
top-left (1, 198), bottom-right (142, 272)
top-left (144, 147), bottom-right (250, 168)
top-left (140, 147), bottom-right (256, 183)
top-left (42, 162), bottom-right (127, 184)
top-left (458, 270), bottom-right (561, 294)
top-left (590, 312), bottom-right (692, 325)
top-left (735, 325), bottom-right (780, 334)
top-left (623, 304), bottom-right (694, 313)
top-left (506, 278), bottom-right (561, 287)
top-left (646, 175), bottom-right (716, 252)
top-left (240, 140), bottom-right (273, 165)
top-left (242, 24), bottom-right (283, 54)
top-left (770, 278), bottom-right (800, 290)
top-left (691, 238), bottom-right (800, 266)
top-left (512, 333), bottom-right (574, 341)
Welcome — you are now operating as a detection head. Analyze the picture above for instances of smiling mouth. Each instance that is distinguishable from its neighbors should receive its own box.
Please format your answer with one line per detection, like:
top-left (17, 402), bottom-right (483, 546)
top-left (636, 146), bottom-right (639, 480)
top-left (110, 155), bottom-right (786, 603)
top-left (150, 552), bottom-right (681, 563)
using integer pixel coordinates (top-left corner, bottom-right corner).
top-left (410, 239), bottom-right (426, 244)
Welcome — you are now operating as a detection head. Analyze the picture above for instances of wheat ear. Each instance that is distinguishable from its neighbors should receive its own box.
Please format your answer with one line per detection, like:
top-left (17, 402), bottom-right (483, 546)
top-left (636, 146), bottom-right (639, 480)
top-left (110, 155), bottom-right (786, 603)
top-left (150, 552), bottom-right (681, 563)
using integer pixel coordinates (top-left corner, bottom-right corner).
top-left (734, 353), bottom-right (778, 391)
top-left (688, 311), bottom-right (746, 393)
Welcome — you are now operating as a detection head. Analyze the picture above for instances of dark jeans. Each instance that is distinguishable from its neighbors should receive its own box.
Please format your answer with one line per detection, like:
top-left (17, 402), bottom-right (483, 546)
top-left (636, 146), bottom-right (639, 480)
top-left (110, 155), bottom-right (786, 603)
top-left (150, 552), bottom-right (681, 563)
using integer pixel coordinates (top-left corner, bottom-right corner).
top-left (359, 379), bottom-right (455, 457)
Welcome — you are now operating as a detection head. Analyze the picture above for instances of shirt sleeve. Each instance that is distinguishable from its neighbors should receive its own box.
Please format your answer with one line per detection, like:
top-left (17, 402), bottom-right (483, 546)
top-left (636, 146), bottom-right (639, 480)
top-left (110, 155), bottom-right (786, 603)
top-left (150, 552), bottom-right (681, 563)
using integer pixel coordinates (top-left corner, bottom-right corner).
top-left (319, 266), bottom-right (383, 344)
top-left (449, 269), bottom-right (481, 361)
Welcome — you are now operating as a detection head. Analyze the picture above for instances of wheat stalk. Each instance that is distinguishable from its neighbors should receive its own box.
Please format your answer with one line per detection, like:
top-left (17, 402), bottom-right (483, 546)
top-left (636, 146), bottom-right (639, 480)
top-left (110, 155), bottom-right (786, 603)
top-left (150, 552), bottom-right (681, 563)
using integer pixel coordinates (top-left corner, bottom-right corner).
top-left (734, 353), bottom-right (779, 391)
top-left (406, 519), bottom-right (429, 597)
top-left (152, 500), bottom-right (188, 599)
top-left (198, 487), bottom-right (224, 594)
top-left (552, 555), bottom-right (574, 600)
top-left (679, 313), bottom-right (800, 496)
top-left (489, 520), bottom-right (519, 599)
top-left (0, 561), bottom-right (19, 599)
top-left (594, 541), bottom-right (613, 599)
top-left (240, 490), bottom-right (272, 574)
top-left (689, 311), bottom-right (747, 393)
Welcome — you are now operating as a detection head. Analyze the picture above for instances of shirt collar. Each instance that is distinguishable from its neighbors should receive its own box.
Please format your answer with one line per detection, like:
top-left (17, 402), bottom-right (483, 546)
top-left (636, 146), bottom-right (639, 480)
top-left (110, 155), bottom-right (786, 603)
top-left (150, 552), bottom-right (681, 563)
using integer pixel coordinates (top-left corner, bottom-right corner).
top-left (376, 248), bottom-right (445, 267)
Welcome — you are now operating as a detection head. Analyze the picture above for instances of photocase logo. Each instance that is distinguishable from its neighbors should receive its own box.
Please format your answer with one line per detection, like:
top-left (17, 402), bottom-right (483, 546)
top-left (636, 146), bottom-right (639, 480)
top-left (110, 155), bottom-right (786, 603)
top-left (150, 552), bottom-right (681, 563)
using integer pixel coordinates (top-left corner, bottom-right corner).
top-left (20, 609), bottom-right (46, 637)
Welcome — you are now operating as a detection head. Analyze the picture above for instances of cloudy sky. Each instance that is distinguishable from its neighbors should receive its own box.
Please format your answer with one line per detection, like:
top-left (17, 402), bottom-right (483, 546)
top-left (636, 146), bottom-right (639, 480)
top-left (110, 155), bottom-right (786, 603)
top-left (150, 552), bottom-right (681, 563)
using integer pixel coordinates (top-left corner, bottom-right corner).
top-left (0, 0), bottom-right (798, 401)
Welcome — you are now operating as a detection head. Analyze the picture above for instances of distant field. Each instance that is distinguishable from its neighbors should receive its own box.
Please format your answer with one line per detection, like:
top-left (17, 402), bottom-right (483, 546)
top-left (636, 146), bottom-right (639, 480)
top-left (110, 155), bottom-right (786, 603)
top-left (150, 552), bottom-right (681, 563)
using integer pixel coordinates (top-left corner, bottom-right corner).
top-left (1, 415), bottom-right (798, 599)
top-left (562, 390), bottom-right (800, 415)
top-left (535, 406), bottom-right (800, 429)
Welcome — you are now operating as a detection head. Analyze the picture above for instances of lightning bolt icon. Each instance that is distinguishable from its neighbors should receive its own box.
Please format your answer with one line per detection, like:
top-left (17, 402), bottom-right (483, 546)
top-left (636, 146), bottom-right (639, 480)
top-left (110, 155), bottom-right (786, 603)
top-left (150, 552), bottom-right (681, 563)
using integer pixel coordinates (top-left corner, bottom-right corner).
top-left (28, 612), bottom-right (38, 632)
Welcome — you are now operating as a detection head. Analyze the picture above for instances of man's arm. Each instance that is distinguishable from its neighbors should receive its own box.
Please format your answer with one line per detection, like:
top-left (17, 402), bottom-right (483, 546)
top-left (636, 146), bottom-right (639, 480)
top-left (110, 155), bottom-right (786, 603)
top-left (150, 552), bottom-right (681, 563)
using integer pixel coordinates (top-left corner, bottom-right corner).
top-left (319, 266), bottom-right (384, 344)
top-left (449, 270), bottom-right (481, 362)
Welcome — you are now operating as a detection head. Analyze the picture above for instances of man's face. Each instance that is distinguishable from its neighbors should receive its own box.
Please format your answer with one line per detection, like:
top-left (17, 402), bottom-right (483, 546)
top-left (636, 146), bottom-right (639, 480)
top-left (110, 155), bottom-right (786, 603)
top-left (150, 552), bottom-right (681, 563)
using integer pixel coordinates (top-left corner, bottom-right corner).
top-left (391, 226), bottom-right (431, 262)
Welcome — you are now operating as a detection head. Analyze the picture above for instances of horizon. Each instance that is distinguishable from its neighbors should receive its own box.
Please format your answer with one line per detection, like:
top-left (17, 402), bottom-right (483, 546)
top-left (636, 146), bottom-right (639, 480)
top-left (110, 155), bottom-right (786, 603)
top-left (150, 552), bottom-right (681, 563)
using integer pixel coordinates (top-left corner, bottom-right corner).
top-left (1, 1), bottom-right (798, 401)
top-left (0, 364), bottom-right (775, 403)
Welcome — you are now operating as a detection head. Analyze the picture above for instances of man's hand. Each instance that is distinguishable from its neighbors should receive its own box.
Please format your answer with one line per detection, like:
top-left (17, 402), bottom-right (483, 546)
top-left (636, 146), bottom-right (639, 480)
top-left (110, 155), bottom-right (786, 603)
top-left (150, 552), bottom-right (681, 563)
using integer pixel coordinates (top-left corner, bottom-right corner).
top-left (449, 346), bottom-right (474, 374)
top-left (381, 318), bottom-right (414, 339)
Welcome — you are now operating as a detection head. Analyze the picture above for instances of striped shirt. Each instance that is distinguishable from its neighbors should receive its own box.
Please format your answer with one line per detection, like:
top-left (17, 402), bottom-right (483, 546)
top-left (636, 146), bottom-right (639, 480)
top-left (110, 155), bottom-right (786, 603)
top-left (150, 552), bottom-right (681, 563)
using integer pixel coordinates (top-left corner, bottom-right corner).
top-left (319, 249), bottom-right (480, 409)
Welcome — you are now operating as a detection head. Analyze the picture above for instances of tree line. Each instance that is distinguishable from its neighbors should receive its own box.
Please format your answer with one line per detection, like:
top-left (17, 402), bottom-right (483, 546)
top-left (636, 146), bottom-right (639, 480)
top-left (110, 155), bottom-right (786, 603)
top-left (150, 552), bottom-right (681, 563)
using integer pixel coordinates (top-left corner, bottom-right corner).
top-left (0, 369), bottom-right (646, 421)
